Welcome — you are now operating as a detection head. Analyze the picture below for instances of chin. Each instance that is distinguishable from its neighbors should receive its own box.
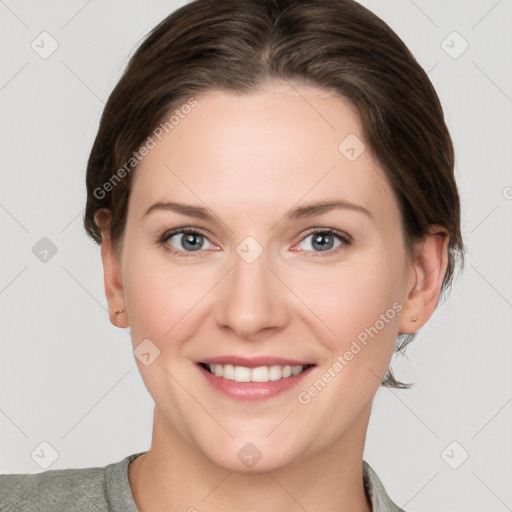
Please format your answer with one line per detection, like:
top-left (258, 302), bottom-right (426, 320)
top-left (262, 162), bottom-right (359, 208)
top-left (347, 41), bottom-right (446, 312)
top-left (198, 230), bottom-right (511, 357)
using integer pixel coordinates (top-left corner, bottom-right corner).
top-left (196, 434), bottom-right (305, 474)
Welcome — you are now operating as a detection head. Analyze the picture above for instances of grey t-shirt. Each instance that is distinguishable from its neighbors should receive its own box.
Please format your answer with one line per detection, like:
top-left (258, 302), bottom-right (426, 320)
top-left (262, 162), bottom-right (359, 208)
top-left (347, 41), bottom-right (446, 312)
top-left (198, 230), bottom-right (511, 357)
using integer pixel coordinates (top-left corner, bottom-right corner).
top-left (0, 453), bottom-right (405, 511)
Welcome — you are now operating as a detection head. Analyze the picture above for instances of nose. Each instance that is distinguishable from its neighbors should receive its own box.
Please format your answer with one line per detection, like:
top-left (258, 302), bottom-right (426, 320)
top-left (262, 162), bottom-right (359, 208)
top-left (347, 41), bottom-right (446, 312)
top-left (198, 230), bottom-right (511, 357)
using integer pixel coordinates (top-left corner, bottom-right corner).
top-left (214, 246), bottom-right (290, 341)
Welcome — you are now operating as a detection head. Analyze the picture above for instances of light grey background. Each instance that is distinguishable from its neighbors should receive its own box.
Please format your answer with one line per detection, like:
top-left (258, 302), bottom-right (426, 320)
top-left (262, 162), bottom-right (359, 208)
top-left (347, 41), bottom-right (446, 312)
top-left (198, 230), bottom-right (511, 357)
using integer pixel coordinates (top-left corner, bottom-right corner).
top-left (1, 1), bottom-right (511, 511)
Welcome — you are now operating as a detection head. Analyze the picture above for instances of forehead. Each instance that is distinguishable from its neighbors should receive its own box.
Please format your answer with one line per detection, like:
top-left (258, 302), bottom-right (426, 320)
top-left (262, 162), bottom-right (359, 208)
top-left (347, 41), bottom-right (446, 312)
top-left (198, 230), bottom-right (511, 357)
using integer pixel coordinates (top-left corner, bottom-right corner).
top-left (129, 81), bottom-right (397, 224)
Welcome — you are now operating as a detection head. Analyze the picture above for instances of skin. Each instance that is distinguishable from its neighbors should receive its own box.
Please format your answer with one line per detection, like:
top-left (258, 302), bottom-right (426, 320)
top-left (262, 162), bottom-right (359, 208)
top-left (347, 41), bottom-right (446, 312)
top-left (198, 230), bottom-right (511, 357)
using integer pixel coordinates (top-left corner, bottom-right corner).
top-left (95, 80), bottom-right (449, 512)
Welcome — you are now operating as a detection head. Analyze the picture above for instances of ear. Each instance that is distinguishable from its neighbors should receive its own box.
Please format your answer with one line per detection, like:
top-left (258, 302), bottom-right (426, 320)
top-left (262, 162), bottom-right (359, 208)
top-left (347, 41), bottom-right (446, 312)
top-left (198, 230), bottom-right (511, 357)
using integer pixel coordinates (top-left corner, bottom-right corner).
top-left (398, 225), bottom-right (450, 334)
top-left (94, 209), bottom-right (128, 329)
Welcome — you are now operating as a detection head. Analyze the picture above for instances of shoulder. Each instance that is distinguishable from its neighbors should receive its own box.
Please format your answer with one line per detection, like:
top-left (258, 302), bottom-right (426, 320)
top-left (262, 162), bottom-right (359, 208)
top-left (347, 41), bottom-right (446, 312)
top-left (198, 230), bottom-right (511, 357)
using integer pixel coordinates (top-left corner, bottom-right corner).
top-left (362, 460), bottom-right (406, 512)
top-left (0, 465), bottom-right (109, 511)
top-left (0, 452), bottom-right (145, 512)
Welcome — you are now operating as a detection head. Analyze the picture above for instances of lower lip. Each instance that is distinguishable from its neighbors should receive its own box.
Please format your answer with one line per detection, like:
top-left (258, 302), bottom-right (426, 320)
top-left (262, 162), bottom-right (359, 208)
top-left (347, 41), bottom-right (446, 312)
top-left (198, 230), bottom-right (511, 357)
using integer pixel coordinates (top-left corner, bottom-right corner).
top-left (197, 364), bottom-right (314, 401)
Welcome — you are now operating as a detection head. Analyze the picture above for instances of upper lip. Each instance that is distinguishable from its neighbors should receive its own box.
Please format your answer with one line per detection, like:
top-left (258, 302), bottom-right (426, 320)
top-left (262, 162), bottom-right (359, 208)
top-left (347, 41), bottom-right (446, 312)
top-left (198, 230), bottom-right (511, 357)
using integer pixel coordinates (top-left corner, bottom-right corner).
top-left (197, 356), bottom-right (314, 368)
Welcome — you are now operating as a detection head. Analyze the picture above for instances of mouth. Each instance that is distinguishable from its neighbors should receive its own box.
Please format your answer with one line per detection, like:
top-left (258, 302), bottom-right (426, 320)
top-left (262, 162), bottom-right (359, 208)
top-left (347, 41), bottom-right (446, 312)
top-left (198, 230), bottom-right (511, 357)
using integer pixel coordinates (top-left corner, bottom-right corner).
top-left (198, 362), bottom-right (314, 383)
top-left (195, 358), bottom-right (316, 401)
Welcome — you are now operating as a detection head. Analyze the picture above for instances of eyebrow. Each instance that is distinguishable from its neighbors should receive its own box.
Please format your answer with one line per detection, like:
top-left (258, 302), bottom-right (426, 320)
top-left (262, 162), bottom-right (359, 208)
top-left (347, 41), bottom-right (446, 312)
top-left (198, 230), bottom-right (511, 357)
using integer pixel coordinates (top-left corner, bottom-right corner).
top-left (143, 199), bottom-right (373, 223)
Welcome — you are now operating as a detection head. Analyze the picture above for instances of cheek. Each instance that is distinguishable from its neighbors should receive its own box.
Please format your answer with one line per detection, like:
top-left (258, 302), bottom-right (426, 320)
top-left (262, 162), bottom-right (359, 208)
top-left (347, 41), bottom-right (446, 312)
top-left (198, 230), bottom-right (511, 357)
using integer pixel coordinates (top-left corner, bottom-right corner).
top-left (121, 244), bottom-right (218, 346)
top-left (294, 258), bottom-right (404, 414)
top-left (296, 258), bottom-right (405, 409)
top-left (121, 241), bottom-right (177, 340)
top-left (292, 251), bottom-right (405, 348)
top-left (124, 272), bottom-right (166, 339)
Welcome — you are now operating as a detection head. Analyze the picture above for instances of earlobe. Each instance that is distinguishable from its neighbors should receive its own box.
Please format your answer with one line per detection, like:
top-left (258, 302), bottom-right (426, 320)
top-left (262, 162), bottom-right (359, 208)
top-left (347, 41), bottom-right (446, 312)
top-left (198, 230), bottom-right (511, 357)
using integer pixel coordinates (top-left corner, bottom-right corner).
top-left (94, 209), bottom-right (128, 329)
top-left (112, 308), bottom-right (127, 328)
top-left (398, 226), bottom-right (450, 334)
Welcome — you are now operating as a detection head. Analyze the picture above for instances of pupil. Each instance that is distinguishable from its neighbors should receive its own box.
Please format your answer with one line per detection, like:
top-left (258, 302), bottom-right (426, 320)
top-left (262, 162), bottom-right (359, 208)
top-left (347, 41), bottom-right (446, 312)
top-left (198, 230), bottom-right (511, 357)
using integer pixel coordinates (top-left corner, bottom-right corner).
top-left (313, 233), bottom-right (332, 251)
top-left (183, 233), bottom-right (202, 251)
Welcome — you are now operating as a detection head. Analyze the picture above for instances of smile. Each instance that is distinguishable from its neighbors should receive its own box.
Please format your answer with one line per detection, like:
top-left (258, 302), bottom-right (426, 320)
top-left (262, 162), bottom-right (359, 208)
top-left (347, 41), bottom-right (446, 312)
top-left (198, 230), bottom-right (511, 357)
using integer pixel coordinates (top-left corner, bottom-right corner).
top-left (200, 363), bottom-right (313, 383)
top-left (196, 358), bottom-right (316, 401)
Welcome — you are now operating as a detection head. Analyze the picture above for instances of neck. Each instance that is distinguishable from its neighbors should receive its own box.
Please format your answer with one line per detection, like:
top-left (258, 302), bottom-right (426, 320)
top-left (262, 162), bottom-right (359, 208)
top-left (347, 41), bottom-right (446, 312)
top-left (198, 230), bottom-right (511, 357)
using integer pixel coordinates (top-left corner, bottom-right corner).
top-left (129, 406), bottom-right (373, 512)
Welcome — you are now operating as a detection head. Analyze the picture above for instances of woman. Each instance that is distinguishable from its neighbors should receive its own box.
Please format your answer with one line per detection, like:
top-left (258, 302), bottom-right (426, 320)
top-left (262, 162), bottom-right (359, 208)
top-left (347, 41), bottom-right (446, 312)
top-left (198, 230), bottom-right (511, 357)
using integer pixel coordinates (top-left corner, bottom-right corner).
top-left (0, 0), bottom-right (463, 510)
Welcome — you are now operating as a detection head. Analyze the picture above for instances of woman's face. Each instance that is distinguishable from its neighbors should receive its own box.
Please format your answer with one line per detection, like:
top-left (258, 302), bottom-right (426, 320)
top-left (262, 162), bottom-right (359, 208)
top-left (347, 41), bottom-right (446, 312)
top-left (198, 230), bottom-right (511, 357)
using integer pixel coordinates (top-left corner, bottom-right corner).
top-left (116, 80), bottom-right (417, 471)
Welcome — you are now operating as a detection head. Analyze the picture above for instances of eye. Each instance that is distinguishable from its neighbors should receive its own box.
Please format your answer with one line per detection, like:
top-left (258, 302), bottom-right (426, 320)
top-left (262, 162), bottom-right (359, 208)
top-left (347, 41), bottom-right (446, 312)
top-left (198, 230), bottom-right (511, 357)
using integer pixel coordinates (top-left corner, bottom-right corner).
top-left (293, 228), bottom-right (351, 256)
top-left (160, 228), bottom-right (216, 256)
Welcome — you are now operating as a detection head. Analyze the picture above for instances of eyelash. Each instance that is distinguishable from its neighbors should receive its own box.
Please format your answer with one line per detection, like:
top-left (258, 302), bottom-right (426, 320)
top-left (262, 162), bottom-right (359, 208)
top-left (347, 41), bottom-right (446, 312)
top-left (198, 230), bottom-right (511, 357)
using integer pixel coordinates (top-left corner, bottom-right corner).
top-left (158, 227), bottom-right (352, 258)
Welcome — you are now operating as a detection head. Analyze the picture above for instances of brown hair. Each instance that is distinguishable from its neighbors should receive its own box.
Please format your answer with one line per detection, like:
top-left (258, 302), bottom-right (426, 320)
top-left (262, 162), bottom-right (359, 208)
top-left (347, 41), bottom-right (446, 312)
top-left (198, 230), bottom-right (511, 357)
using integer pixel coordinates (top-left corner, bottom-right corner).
top-left (83, 0), bottom-right (464, 388)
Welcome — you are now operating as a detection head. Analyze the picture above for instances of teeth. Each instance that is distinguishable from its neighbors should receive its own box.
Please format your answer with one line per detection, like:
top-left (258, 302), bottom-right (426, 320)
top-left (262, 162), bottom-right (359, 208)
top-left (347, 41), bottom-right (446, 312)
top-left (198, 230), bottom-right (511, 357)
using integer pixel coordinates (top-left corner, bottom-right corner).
top-left (206, 364), bottom-right (306, 382)
top-left (223, 364), bottom-right (234, 380)
top-left (291, 365), bottom-right (302, 376)
top-left (269, 365), bottom-right (282, 381)
top-left (234, 366), bottom-right (251, 382)
top-left (250, 366), bottom-right (269, 382)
